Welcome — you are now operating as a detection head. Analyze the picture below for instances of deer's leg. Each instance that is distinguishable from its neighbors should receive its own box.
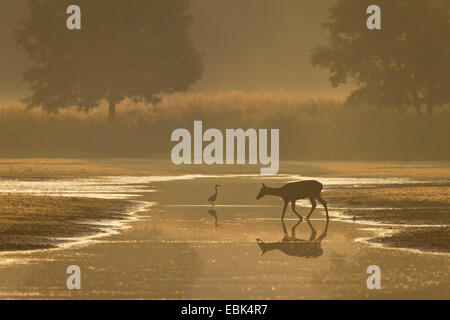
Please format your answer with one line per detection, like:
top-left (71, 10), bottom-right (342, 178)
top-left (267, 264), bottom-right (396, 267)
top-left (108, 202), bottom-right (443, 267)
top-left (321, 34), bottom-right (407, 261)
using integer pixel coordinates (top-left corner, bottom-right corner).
top-left (281, 221), bottom-right (289, 241)
top-left (291, 220), bottom-right (301, 239)
top-left (317, 218), bottom-right (329, 241)
top-left (306, 197), bottom-right (317, 220)
top-left (306, 220), bottom-right (317, 240)
top-left (281, 200), bottom-right (288, 221)
top-left (317, 195), bottom-right (329, 220)
top-left (291, 200), bottom-right (303, 221)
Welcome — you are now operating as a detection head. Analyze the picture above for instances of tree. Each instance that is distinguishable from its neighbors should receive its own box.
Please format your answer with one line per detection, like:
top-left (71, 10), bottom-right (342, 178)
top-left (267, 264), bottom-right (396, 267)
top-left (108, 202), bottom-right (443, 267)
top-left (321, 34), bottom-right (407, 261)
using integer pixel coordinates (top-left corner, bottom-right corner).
top-left (15, 0), bottom-right (203, 121)
top-left (311, 0), bottom-right (450, 114)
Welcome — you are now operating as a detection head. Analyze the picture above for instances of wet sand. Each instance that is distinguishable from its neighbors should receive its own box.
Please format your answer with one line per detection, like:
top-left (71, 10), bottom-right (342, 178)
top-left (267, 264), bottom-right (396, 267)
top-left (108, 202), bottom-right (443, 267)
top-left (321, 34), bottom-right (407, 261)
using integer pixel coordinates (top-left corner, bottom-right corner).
top-left (0, 170), bottom-right (448, 299)
top-left (0, 195), bottom-right (133, 251)
top-left (326, 184), bottom-right (450, 253)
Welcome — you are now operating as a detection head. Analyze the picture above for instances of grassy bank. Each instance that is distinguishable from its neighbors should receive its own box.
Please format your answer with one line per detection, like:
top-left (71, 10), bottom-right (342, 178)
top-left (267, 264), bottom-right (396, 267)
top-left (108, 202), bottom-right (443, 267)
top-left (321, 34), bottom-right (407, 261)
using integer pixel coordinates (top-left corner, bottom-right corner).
top-left (1, 91), bottom-right (450, 160)
top-left (0, 195), bottom-right (131, 251)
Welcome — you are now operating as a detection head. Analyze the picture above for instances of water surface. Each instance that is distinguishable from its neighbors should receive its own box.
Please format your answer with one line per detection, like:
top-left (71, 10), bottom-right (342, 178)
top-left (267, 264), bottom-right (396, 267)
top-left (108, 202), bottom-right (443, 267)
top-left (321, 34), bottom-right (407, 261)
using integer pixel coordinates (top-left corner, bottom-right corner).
top-left (0, 174), bottom-right (448, 299)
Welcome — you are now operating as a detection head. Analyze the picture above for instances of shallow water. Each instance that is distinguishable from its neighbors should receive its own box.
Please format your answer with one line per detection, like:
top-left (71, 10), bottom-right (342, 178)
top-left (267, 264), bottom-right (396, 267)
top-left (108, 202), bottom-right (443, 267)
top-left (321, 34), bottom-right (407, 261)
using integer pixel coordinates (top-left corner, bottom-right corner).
top-left (0, 174), bottom-right (419, 199)
top-left (0, 174), bottom-right (448, 299)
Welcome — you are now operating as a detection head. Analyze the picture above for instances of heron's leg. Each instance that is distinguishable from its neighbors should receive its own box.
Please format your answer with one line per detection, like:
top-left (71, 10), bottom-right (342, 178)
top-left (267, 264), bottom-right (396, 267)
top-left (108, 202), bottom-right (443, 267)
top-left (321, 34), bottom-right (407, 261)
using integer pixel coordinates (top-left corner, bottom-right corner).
top-left (306, 197), bottom-right (317, 220)
top-left (291, 201), bottom-right (303, 221)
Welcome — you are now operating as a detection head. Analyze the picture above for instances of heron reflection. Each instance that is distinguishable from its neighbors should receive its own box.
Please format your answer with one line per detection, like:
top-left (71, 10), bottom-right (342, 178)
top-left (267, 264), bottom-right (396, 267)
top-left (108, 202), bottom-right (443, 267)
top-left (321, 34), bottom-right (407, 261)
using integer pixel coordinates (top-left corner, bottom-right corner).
top-left (256, 219), bottom-right (329, 258)
top-left (208, 207), bottom-right (219, 227)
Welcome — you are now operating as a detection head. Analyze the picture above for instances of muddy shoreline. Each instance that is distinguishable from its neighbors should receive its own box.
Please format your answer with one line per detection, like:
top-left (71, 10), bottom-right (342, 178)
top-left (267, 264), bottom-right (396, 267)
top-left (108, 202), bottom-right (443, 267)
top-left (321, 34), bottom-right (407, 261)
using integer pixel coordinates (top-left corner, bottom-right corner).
top-left (0, 195), bottom-right (133, 251)
top-left (370, 227), bottom-right (449, 253)
top-left (325, 184), bottom-right (450, 253)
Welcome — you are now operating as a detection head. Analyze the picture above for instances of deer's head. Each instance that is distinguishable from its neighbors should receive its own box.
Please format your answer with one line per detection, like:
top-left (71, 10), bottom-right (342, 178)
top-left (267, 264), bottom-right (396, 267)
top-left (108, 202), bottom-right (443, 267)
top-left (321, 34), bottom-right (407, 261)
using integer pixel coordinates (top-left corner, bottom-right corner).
top-left (256, 183), bottom-right (268, 200)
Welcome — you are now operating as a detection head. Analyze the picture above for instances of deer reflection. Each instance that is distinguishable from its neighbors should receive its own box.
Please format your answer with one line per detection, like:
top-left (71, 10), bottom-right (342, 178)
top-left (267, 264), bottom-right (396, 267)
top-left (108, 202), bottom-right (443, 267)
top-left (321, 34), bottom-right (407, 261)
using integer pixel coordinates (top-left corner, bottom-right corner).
top-left (256, 219), bottom-right (329, 258)
top-left (207, 207), bottom-right (219, 227)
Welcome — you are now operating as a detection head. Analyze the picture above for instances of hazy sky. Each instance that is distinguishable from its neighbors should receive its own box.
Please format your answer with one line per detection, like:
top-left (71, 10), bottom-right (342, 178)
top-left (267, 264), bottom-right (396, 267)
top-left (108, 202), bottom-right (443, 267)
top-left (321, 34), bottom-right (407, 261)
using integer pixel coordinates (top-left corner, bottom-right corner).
top-left (0, 0), bottom-right (341, 102)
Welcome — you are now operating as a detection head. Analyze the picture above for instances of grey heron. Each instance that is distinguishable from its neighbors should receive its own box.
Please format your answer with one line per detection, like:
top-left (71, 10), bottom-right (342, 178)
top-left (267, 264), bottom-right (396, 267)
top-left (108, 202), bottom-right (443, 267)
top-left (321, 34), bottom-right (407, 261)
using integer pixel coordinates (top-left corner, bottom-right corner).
top-left (208, 184), bottom-right (221, 204)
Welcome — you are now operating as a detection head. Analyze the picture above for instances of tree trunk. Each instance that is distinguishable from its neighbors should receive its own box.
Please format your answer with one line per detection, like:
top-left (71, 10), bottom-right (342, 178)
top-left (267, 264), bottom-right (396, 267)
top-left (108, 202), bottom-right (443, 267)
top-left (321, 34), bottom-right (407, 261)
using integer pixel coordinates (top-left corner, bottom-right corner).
top-left (108, 100), bottom-right (116, 122)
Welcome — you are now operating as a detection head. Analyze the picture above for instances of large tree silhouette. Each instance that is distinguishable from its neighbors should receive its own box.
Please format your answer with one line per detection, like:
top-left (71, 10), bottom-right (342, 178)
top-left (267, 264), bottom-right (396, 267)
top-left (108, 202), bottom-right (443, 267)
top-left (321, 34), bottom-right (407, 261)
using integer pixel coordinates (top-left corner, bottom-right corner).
top-left (312, 0), bottom-right (450, 114)
top-left (16, 0), bottom-right (203, 121)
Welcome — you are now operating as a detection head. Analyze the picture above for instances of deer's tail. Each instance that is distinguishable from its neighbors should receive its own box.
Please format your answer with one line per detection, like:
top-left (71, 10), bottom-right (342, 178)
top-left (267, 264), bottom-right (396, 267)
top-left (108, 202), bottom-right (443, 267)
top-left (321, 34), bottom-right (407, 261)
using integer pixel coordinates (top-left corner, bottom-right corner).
top-left (317, 181), bottom-right (324, 192)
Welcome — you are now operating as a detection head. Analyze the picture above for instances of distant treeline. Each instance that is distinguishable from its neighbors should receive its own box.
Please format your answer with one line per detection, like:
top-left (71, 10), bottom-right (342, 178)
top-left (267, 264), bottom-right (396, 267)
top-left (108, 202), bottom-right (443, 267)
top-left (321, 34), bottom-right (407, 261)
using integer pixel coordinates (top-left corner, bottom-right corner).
top-left (1, 91), bottom-right (449, 161)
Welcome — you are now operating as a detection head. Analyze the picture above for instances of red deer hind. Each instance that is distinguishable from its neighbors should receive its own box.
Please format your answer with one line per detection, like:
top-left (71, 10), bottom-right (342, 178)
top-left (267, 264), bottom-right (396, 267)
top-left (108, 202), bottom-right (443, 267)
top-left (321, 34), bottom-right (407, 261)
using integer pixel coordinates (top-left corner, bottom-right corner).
top-left (256, 180), bottom-right (329, 221)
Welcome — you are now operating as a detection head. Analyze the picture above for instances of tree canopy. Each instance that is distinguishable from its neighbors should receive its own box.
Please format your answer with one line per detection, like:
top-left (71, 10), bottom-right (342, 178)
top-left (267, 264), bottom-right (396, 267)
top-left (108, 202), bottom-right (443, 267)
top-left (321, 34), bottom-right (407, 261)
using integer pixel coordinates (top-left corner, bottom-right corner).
top-left (311, 0), bottom-right (450, 113)
top-left (16, 0), bottom-right (203, 121)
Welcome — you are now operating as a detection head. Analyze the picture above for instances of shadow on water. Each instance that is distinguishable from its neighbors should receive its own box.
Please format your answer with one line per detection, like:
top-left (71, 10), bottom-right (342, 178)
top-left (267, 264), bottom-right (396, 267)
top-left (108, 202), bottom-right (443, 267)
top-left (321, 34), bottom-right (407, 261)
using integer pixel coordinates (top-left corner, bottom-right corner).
top-left (256, 219), bottom-right (329, 258)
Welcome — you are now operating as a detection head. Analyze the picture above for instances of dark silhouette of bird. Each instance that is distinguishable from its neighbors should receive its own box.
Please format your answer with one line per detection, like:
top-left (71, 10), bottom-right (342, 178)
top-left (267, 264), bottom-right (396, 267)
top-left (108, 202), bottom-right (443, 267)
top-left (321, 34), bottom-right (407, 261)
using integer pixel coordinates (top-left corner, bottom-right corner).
top-left (208, 184), bottom-right (221, 204)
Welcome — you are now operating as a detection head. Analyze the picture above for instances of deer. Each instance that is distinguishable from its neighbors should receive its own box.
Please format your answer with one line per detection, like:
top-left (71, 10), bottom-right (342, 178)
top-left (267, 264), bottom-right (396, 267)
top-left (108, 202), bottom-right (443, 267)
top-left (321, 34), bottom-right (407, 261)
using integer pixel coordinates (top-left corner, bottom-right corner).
top-left (256, 180), bottom-right (328, 221)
